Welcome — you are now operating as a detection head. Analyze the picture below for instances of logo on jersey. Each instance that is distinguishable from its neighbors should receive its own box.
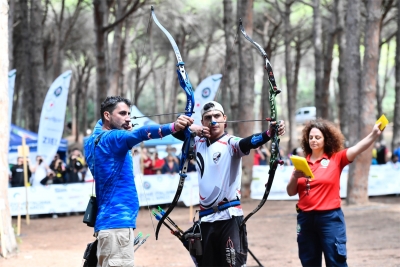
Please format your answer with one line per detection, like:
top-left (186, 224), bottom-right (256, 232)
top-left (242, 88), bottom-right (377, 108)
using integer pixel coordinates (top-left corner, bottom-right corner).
top-left (213, 152), bottom-right (221, 164)
top-left (321, 159), bottom-right (330, 167)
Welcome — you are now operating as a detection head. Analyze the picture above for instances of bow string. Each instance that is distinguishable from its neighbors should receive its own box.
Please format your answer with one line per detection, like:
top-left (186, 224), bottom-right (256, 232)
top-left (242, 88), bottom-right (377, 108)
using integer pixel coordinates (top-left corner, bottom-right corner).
top-left (238, 18), bottom-right (283, 227)
top-left (151, 6), bottom-right (196, 240)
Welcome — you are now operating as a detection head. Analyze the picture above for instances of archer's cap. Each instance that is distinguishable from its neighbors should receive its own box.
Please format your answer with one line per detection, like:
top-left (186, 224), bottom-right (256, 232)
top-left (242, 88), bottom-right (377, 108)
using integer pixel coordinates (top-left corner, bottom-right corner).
top-left (201, 101), bottom-right (224, 117)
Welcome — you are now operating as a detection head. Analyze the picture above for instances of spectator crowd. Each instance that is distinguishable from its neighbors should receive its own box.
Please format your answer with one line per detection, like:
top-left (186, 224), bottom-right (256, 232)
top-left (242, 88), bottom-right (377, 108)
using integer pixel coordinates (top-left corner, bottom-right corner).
top-left (9, 148), bottom-right (87, 187)
top-left (140, 146), bottom-right (196, 175)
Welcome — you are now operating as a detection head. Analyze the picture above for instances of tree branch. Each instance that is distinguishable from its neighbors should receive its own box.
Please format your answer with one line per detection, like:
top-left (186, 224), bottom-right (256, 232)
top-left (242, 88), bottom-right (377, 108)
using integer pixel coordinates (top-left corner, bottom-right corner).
top-left (42, 0), bottom-right (50, 26)
top-left (49, 1), bottom-right (59, 28)
top-left (102, 0), bottom-right (146, 33)
top-left (297, 0), bottom-right (315, 8)
top-left (61, 0), bottom-right (84, 50)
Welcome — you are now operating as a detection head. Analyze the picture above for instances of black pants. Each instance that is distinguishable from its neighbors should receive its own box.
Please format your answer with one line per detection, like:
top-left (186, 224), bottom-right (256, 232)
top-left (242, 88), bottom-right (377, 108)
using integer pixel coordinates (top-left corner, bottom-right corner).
top-left (199, 216), bottom-right (248, 267)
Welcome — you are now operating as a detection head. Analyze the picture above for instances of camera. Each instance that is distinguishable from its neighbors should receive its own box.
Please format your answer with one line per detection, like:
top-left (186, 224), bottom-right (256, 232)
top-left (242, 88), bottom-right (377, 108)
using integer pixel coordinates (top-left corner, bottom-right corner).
top-left (39, 159), bottom-right (43, 164)
top-left (75, 159), bottom-right (83, 170)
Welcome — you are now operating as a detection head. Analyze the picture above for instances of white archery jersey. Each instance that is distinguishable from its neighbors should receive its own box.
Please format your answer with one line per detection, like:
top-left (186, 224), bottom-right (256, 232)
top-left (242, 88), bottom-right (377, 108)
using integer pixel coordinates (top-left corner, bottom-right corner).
top-left (194, 134), bottom-right (248, 222)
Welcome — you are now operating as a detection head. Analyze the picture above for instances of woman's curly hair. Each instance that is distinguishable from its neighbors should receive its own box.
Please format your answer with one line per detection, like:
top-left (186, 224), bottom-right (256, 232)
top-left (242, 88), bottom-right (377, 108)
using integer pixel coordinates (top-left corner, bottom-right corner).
top-left (301, 118), bottom-right (345, 157)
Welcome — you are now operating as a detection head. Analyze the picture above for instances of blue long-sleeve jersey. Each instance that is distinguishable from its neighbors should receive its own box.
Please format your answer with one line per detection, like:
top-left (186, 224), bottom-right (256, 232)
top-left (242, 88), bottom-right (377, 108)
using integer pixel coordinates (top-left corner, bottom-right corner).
top-left (84, 119), bottom-right (174, 232)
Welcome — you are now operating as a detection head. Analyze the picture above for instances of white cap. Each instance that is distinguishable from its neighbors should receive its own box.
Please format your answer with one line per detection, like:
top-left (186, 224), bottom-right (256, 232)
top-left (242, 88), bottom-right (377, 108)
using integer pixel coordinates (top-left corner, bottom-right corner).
top-left (201, 101), bottom-right (225, 117)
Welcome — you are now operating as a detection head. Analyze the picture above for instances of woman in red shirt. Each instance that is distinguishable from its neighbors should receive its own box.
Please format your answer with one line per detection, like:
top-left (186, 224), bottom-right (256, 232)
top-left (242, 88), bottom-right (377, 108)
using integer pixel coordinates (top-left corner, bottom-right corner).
top-left (286, 119), bottom-right (383, 267)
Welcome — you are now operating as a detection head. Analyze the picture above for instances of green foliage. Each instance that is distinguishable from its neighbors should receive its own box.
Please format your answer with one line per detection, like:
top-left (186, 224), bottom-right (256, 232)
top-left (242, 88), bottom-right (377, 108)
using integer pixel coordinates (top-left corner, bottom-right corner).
top-left (186, 0), bottom-right (222, 12)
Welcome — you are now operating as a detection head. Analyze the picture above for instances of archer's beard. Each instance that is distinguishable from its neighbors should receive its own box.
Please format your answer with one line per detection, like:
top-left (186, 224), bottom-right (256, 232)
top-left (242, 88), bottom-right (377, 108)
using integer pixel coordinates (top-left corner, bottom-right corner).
top-left (109, 119), bottom-right (124, 130)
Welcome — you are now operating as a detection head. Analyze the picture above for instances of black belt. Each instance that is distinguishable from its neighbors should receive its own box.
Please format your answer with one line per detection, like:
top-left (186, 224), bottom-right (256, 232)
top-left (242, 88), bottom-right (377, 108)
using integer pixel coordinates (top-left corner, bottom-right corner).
top-left (199, 200), bottom-right (241, 218)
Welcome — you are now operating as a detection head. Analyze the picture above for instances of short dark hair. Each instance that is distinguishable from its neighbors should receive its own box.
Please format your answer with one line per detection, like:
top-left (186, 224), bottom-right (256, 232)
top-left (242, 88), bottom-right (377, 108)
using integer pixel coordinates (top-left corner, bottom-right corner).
top-left (100, 96), bottom-right (131, 122)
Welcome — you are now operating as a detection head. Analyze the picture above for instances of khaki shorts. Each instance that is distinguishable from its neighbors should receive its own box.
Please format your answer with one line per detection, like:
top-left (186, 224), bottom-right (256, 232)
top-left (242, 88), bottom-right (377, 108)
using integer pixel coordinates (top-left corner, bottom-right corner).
top-left (96, 228), bottom-right (135, 267)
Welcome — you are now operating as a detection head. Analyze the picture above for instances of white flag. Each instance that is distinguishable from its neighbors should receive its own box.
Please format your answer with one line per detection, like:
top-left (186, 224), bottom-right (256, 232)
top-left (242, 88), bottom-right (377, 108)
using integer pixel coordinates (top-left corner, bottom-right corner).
top-left (8, 69), bottom-right (16, 126)
top-left (37, 70), bottom-right (72, 165)
top-left (192, 74), bottom-right (222, 126)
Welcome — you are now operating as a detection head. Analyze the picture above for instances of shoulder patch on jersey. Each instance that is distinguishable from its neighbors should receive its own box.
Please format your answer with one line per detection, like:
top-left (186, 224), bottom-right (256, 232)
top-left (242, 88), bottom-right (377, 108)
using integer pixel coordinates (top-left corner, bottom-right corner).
top-left (213, 152), bottom-right (222, 164)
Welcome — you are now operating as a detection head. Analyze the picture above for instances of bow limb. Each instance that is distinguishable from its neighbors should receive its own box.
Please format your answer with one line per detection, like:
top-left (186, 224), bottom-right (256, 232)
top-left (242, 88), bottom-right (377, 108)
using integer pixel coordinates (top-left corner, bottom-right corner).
top-left (238, 18), bottom-right (280, 95)
top-left (151, 6), bottom-right (196, 240)
top-left (238, 18), bottom-right (283, 227)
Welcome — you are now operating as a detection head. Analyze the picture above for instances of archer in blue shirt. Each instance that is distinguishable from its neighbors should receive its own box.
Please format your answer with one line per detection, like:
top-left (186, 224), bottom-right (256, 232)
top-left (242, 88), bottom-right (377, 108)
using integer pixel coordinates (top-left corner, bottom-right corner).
top-left (84, 96), bottom-right (193, 267)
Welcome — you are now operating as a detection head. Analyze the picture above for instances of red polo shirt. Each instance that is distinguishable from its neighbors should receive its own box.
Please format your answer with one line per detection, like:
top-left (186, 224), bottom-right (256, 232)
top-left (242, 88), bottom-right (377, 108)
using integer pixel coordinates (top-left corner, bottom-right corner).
top-left (297, 149), bottom-right (351, 211)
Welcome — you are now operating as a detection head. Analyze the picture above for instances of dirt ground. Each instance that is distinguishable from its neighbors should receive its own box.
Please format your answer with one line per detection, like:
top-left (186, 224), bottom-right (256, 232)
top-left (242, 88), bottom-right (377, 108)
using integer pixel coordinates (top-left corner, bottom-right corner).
top-left (1, 195), bottom-right (399, 267)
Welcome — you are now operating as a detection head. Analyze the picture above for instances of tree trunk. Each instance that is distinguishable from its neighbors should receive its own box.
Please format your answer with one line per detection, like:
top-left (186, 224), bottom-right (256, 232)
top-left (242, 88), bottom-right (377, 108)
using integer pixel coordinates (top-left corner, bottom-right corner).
top-left (283, 0), bottom-right (296, 154)
top-left (119, 18), bottom-right (132, 98)
top-left (19, 0), bottom-right (32, 129)
top-left (11, 10), bottom-right (24, 125)
top-left (93, 0), bottom-right (108, 109)
top-left (376, 43), bottom-right (390, 124)
top-left (261, 67), bottom-right (270, 131)
top-left (30, 0), bottom-right (46, 132)
top-left (392, 0), bottom-right (400, 151)
top-left (74, 65), bottom-right (84, 143)
top-left (322, 2), bottom-right (337, 120)
top-left (336, 0), bottom-right (348, 139)
top-left (133, 54), bottom-right (141, 106)
top-left (220, 0), bottom-right (235, 121)
top-left (237, 0), bottom-right (255, 198)
top-left (198, 31), bottom-right (214, 83)
top-left (313, 0), bottom-right (325, 119)
top-left (8, 0), bottom-right (14, 70)
top-left (260, 19), bottom-right (272, 132)
top-left (0, 0), bottom-right (18, 257)
top-left (81, 64), bottom-right (92, 135)
top-left (149, 20), bottom-right (163, 117)
top-left (52, 0), bottom-right (64, 81)
top-left (292, 33), bottom-right (302, 121)
top-left (354, 0), bottom-right (381, 202)
top-left (347, 0), bottom-right (381, 205)
top-left (108, 0), bottom-right (124, 96)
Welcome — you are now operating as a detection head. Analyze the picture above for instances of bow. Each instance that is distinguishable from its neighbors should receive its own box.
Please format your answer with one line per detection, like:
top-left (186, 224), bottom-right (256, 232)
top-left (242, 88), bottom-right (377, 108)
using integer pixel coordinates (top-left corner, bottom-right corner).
top-left (151, 6), bottom-right (196, 240)
top-left (238, 18), bottom-right (283, 227)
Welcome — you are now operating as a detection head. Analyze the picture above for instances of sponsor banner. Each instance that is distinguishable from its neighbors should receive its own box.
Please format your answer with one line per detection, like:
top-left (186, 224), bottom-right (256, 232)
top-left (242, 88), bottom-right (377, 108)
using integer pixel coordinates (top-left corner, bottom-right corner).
top-left (251, 164), bottom-right (400, 200)
top-left (9, 165), bottom-right (399, 215)
top-left (192, 74), bottom-right (222, 126)
top-left (8, 172), bottom-right (199, 216)
top-left (251, 165), bottom-right (298, 200)
top-left (8, 183), bottom-right (90, 216)
top-left (135, 172), bottom-right (199, 207)
top-left (37, 71), bottom-right (72, 165)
